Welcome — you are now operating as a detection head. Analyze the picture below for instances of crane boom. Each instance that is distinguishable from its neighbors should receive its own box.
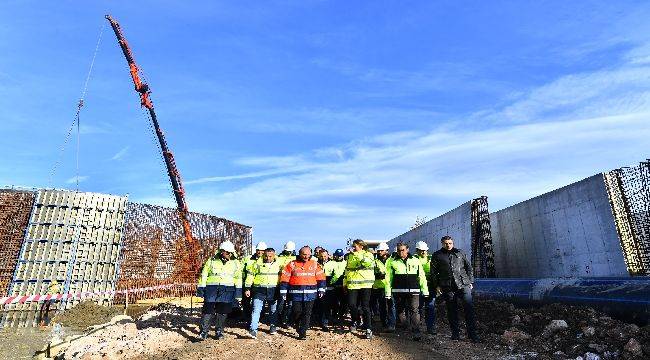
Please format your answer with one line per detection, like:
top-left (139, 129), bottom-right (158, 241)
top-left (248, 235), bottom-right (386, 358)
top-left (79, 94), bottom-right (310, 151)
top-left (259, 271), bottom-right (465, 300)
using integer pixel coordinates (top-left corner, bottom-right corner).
top-left (105, 15), bottom-right (199, 272)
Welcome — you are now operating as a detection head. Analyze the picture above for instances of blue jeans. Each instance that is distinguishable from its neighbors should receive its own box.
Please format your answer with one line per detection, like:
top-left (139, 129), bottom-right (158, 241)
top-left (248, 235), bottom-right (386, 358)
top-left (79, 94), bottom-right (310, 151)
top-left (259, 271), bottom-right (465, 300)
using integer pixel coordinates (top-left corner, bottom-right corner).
top-left (419, 294), bottom-right (436, 330)
top-left (249, 297), bottom-right (278, 332)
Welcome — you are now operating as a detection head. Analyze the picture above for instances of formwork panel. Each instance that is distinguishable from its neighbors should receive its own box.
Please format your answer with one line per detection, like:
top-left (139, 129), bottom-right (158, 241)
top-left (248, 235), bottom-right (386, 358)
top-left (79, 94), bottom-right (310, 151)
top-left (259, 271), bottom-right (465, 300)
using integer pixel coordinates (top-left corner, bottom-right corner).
top-left (7, 189), bottom-right (128, 309)
top-left (0, 189), bottom-right (35, 296)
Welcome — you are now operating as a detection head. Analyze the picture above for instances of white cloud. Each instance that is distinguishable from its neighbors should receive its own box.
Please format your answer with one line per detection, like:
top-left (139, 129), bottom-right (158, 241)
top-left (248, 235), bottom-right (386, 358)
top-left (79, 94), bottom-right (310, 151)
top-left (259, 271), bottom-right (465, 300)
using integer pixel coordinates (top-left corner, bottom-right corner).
top-left (65, 175), bottom-right (89, 184)
top-left (484, 65), bottom-right (650, 124)
top-left (184, 43), bottom-right (650, 248)
top-left (110, 146), bottom-right (130, 161)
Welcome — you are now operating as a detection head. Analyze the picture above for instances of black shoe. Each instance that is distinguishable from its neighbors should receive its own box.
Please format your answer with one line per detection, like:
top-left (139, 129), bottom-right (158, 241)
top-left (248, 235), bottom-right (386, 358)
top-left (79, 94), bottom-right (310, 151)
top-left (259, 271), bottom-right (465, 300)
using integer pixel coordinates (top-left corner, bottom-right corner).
top-left (451, 334), bottom-right (460, 340)
top-left (427, 328), bottom-right (437, 335)
top-left (215, 330), bottom-right (224, 340)
top-left (199, 331), bottom-right (208, 341)
top-left (384, 326), bottom-right (395, 333)
top-left (470, 336), bottom-right (481, 343)
top-left (413, 334), bottom-right (422, 341)
top-left (321, 325), bottom-right (329, 332)
top-left (298, 332), bottom-right (307, 340)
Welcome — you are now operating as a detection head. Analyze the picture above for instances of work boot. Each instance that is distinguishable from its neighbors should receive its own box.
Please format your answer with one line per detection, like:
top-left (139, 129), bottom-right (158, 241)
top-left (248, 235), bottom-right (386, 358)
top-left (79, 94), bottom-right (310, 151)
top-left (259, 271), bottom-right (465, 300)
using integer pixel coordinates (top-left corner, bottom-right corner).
top-left (199, 314), bottom-right (213, 341)
top-left (269, 325), bottom-right (277, 335)
top-left (470, 333), bottom-right (481, 343)
top-left (248, 329), bottom-right (257, 339)
top-left (214, 313), bottom-right (227, 340)
top-left (365, 329), bottom-right (373, 340)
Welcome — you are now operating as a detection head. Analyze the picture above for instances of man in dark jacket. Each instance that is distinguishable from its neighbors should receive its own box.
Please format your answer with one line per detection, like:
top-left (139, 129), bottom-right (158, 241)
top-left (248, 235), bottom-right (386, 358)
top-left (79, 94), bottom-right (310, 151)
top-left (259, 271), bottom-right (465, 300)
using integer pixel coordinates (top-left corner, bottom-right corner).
top-left (430, 235), bottom-right (479, 342)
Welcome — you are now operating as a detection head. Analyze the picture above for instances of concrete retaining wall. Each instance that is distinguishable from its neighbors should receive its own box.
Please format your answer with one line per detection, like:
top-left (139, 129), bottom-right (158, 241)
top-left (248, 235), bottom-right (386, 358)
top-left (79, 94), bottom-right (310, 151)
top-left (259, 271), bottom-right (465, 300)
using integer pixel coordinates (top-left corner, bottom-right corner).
top-left (490, 174), bottom-right (628, 278)
top-left (386, 174), bottom-right (630, 278)
top-left (388, 201), bottom-right (473, 253)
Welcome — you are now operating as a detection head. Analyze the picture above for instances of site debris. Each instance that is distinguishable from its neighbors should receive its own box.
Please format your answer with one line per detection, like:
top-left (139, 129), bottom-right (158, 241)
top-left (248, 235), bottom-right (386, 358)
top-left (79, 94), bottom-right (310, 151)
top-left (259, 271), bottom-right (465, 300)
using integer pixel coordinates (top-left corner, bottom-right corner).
top-left (3, 299), bottom-right (638, 360)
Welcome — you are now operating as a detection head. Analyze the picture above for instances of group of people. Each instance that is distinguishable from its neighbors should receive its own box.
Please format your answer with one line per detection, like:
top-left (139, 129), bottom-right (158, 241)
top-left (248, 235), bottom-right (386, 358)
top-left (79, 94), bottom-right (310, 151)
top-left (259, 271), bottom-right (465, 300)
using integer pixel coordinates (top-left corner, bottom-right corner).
top-left (195, 236), bottom-right (479, 342)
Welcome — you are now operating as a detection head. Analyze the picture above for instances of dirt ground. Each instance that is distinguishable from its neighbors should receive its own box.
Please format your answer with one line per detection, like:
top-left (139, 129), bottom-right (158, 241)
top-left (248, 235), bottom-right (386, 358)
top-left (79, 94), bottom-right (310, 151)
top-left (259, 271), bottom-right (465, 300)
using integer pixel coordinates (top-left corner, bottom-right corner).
top-left (60, 301), bottom-right (504, 360)
top-left (2, 298), bottom-right (648, 360)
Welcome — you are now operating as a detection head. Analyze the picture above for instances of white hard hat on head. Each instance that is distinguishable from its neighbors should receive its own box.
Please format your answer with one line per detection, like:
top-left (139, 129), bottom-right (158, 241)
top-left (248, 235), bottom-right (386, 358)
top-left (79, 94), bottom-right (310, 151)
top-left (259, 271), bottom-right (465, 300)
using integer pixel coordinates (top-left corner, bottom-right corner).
top-left (376, 242), bottom-right (389, 251)
top-left (256, 242), bottom-right (268, 251)
top-left (219, 241), bottom-right (236, 253)
top-left (284, 241), bottom-right (296, 252)
top-left (415, 241), bottom-right (429, 251)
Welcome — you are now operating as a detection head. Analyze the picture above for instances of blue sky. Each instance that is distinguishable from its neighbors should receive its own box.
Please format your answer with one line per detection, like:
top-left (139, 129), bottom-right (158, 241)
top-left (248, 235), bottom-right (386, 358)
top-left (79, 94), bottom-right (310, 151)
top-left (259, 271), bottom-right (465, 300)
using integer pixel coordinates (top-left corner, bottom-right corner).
top-left (1, 1), bottom-right (649, 251)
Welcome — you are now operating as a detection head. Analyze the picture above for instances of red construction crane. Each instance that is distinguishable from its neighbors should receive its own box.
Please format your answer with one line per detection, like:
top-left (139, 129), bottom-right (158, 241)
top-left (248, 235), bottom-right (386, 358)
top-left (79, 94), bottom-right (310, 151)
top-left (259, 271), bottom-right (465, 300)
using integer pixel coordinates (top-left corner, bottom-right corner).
top-left (105, 14), bottom-right (200, 273)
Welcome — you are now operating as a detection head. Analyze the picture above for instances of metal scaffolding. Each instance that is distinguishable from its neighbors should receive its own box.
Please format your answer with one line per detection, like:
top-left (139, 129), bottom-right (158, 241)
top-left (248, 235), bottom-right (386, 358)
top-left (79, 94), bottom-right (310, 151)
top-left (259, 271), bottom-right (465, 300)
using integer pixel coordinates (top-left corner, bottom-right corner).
top-left (604, 160), bottom-right (650, 276)
top-left (470, 196), bottom-right (496, 278)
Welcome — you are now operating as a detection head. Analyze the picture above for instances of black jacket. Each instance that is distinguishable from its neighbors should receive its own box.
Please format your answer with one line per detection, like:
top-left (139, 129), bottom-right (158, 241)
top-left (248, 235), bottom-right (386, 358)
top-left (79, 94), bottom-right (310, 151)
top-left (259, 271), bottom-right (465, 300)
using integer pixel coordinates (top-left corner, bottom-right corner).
top-left (429, 248), bottom-right (474, 290)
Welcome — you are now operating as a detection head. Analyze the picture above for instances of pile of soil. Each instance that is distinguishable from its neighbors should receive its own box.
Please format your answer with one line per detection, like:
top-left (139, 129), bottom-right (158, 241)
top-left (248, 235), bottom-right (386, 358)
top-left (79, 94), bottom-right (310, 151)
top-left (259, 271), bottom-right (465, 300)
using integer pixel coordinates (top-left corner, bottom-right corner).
top-left (473, 300), bottom-right (650, 359)
top-left (52, 301), bottom-right (122, 329)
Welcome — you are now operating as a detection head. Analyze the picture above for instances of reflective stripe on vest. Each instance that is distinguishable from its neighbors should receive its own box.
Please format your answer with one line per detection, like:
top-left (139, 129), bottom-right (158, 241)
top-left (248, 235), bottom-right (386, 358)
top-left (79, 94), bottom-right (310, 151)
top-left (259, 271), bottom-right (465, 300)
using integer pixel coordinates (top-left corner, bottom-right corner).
top-left (391, 288), bottom-right (421, 293)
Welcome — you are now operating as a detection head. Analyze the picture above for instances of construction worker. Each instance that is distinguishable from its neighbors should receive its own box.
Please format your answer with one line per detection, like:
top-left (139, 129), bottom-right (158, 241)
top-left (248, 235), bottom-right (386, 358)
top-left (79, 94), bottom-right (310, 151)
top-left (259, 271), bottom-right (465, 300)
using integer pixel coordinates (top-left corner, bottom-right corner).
top-left (279, 246), bottom-right (325, 340)
top-left (245, 247), bottom-right (281, 338)
top-left (344, 239), bottom-right (375, 339)
top-left (242, 242), bottom-right (267, 324)
top-left (371, 242), bottom-right (396, 332)
top-left (415, 241), bottom-right (436, 335)
top-left (331, 248), bottom-right (347, 324)
top-left (312, 246), bottom-right (323, 261)
top-left (430, 235), bottom-right (479, 342)
top-left (385, 242), bottom-right (428, 341)
top-left (319, 249), bottom-right (345, 331)
top-left (39, 279), bottom-right (61, 327)
top-left (196, 241), bottom-right (243, 340)
top-left (276, 241), bottom-right (296, 327)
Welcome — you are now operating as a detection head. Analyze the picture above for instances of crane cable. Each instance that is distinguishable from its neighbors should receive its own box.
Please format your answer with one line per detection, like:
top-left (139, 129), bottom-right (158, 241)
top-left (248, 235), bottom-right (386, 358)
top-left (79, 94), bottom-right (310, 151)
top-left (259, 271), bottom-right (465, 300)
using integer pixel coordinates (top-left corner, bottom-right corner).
top-left (49, 22), bottom-right (106, 190)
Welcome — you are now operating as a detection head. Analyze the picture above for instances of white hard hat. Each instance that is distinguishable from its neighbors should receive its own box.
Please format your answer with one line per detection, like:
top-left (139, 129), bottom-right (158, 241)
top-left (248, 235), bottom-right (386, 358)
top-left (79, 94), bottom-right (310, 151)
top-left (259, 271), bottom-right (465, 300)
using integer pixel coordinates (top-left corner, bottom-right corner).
top-left (376, 242), bottom-right (389, 251)
top-left (256, 242), bottom-right (268, 251)
top-left (415, 241), bottom-right (429, 251)
top-left (284, 241), bottom-right (296, 252)
top-left (219, 241), bottom-right (236, 253)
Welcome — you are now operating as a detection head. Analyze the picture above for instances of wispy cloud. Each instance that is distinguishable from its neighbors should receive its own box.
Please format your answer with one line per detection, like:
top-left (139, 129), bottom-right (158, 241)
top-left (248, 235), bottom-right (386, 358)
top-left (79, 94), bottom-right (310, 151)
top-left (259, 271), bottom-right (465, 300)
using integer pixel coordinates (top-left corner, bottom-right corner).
top-left (65, 175), bottom-right (89, 184)
top-left (185, 42), bottom-right (650, 246)
top-left (110, 146), bottom-right (130, 161)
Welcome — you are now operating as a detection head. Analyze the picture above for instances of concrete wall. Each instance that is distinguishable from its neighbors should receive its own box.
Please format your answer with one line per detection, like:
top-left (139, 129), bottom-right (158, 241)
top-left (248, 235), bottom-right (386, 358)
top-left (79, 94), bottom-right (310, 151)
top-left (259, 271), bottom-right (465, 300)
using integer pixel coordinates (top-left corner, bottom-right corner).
top-left (388, 201), bottom-right (473, 253)
top-left (490, 174), bottom-right (629, 278)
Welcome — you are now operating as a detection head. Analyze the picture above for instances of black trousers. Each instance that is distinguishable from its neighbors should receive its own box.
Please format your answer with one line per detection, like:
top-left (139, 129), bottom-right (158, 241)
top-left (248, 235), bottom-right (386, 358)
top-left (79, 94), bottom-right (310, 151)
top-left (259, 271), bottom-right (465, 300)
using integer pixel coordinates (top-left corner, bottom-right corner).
top-left (347, 288), bottom-right (372, 330)
top-left (442, 286), bottom-right (477, 339)
top-left (291, 300), bottom-right (314, 335)
top-left (370, 288), bottom-right (389, 327)
top-left (322, 288), bottom-right (343, 325)
top-left (394, 293), bottom-right (420, 334)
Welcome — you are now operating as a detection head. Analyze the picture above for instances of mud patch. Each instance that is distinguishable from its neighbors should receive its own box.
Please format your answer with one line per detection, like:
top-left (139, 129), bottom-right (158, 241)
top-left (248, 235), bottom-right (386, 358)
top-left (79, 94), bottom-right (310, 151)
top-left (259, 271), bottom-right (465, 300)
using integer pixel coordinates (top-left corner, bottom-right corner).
top-left (52, 301), bottom-right (122, 329)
